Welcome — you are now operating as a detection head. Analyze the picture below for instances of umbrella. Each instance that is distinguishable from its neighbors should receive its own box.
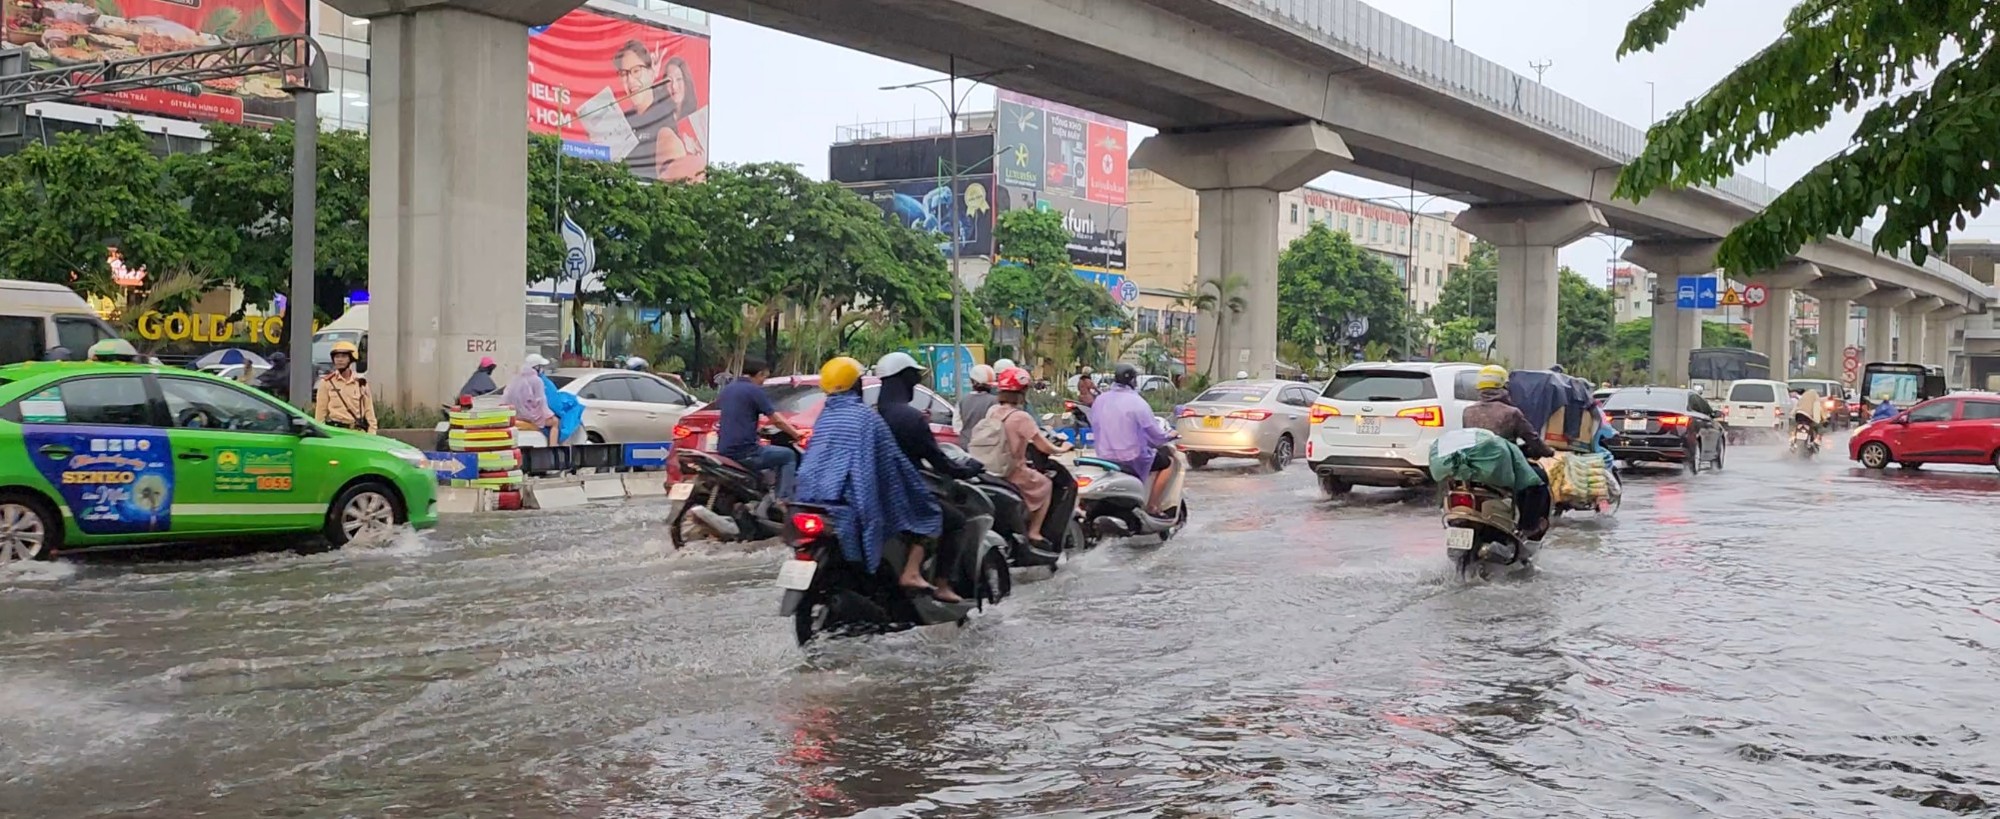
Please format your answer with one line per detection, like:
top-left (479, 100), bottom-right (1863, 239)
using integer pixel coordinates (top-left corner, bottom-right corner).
top-left (194, 348), bottom-right (271, 370)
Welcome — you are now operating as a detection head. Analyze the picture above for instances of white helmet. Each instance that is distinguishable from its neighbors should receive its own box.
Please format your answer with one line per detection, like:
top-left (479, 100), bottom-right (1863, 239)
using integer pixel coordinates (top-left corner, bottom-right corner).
top-left (875, 351), bottom-right (924, 378)
top-left (969, 364), bottom-right (995, 385)
top-left (523, 353), bottom-right (551, 370)
top-left (993, 358), bottom-right (1016, 372)
top-left (1236, 370), bottom-right (1250, 380)
top-left (624, 356), bottom-right (648, 371)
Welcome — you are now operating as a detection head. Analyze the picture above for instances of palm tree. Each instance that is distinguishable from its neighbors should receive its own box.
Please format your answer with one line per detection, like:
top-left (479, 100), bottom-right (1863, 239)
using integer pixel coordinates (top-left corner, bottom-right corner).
top-left (1190, 273), bottom-right (1249, 381)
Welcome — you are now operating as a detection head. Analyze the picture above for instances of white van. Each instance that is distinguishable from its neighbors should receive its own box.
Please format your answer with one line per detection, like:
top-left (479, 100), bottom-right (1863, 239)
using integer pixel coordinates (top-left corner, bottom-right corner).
top-left (312, 303), bottom-right (368, 371)
top-left (0, 281), bottom-right (120, 365)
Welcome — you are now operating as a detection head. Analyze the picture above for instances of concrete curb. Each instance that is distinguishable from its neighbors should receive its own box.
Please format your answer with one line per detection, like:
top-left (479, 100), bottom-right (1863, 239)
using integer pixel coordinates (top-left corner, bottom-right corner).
top-left (435, 474), bottom-right (674, 516)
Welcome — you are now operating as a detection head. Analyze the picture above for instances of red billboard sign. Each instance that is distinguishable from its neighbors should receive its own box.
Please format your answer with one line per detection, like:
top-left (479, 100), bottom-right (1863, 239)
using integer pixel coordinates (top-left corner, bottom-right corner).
top-left (527, 8), bottom-right (711, 182)
top-left (1, 0), bottom-right (307, 124)
top-left (1085, 121), bottom-right (1127, 205)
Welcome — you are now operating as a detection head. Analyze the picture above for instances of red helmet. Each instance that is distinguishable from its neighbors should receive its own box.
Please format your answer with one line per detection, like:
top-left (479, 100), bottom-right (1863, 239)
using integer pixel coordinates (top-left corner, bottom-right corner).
top-left (994, 366), bottom-right (1032, 392)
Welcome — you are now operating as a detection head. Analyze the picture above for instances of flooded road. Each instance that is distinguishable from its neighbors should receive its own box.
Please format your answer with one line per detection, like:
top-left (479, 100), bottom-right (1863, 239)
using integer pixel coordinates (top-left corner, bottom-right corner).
top-left (4, 439), bottom-right (1999, 818)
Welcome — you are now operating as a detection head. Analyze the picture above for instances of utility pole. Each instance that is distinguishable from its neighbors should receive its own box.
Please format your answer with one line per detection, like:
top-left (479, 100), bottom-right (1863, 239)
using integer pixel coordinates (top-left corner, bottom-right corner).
top-left (1529, 59), bottom-right (1552, 84)
top-left (1646, 80), bottom-right (1657, 124)
top-left (1448, 0), bottom-right (1456, 42)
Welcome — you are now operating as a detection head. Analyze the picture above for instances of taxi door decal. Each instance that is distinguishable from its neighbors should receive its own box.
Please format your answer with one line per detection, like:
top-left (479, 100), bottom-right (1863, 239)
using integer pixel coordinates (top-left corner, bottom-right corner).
top-left (23, 426), bottom-right (174, 534)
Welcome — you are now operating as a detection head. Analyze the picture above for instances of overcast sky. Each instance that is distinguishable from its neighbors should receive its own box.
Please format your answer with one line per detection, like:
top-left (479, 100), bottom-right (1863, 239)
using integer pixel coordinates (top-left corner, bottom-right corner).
top-left (704, 0), bottom-right (1992, 284)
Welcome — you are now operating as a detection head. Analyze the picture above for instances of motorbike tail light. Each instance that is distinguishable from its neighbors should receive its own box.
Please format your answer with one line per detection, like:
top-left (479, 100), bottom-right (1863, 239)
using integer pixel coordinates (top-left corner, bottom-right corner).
top-left (1448, 492), bottom-right (1475, 509)
top-left (1397, 405), bottom-right (1444, 427)
top-left (1074, 475), bottom-right (1093, 489)
top-left (1660, 414), bottom-right (1691, 429)
top-left (1309, 405), bottom-right (1338, 424)
top-left (1824, 398), bottom-right (1838, 410)
top-left (1227, 409), bottom-right (1273, 421)
top-left (1064, 401), bottom-right (1077, 411)
top-left (790, 512), bottom-right (826, 543)
top-left (795, 427), bottom-right (812, 448)
top-left (672, 424), bottom-right (693, 441)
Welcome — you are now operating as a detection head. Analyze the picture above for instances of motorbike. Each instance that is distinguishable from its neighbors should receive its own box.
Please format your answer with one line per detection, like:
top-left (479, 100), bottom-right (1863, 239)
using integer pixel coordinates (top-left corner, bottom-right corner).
top-left (668, 427), bottom-right (800, 548)
top-left (776, 479), bottom-right (1008, 646)
top-left (943, 436), bottom-right (1086, 571)
top-left (1073, 429), bottom-right (1190, 544)
top-left (1788, 422), bottom-right (1821, 459)
top-left (1440, 479), bottom-right (1539, 577)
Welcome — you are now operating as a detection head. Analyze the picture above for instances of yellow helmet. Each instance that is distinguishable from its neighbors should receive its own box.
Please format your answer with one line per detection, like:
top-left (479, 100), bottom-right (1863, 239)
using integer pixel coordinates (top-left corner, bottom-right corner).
top-left (1475, 364), bottom-right (1510, 390)
top-left (818, 356), bottom-right (864, 394)
top-left (329, 340), bottom-right (359, 356)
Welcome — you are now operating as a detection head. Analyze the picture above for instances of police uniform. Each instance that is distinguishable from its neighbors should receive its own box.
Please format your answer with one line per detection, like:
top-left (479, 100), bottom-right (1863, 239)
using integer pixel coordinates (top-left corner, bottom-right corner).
top-left (314, 369), bottom-right (377, 432)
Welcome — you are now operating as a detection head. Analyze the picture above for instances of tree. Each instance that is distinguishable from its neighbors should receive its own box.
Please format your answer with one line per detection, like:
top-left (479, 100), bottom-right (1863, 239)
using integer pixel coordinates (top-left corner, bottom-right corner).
top-left (1431, 240), bottom-right (1498, 333)
top-left (1276, 223), bottom-right (1410, 360)
top-left (979, 207), bottom-right (1121, 375)
top-left (1556, 266), bottom-right (1616, 368)
top-left (1614, 0), bottom-right (1996, 271)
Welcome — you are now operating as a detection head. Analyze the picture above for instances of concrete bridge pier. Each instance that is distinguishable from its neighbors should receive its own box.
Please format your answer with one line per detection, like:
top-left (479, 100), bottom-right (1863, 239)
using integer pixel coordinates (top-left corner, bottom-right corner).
top-left (1926, 305), bottom-right (1967, 373)
top-left (1623, 240), bottom-right (1720, 386)
top-left (328, 0), bottom-right (586, 409)
top-left (1748, 262), bottom-right (1822, 378)
top-left (1807, 278), bottom-right (1875, 379)
top-left (1452, 203), bottom-right (1606, 369)
top-left (1901, 297), bottom-right (1946, 368)
top-left (1860, 288), bottom-right (1918, 362)
top-left (1131, 123), bottom-right (1350, 380)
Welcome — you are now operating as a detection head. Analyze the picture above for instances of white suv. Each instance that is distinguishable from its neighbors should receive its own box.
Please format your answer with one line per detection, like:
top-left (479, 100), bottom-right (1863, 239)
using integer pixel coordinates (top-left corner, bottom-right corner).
top-left (1305, 362), bottom-right (1484, 496)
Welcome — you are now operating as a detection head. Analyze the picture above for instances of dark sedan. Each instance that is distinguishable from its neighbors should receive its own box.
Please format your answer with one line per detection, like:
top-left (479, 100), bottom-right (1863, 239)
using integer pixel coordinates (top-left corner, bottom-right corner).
top-left (1601, 387), bottom-right (1727, 473)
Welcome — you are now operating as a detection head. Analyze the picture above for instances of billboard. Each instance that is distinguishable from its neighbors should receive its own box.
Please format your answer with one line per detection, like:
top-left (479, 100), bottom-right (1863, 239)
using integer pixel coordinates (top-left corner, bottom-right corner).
top-left (1, 0), bottom-right (308, 124)
top-left (848, 175), bottom-right (995, 258)
top-left (998, 183), bottom-right (1125, 271)
top-left (829, 133), bottom-right (993, 185)
top-left (528, 8), bottom-right (711, 182)
top-left (997, 90), bottom-right (1127, 206)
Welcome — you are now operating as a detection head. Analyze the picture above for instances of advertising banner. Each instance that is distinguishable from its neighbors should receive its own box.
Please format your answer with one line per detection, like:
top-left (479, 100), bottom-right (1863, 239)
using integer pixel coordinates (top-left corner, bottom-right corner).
top-left (528, 8), bottom-right (712, 182)
top-left (24, 425), bottom-right (174, 535)
top-left (848, 175), bottom-right (996, 258)
top-left (995, 100), bottom-right (1044, 190)
top-left (1042, 111), bottom-right (1088, 199)
top-left (1, 0), bottom-right (308, 123)
top-left (1086, 121), bottom-right (1128, 204)
top-left (998, 183), bottom-right (1125, 271)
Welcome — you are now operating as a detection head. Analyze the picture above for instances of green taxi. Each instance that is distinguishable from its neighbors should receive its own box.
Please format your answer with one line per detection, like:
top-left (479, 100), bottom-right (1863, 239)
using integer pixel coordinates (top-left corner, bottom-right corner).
top-left (0, 361), bottom-right (437, 563)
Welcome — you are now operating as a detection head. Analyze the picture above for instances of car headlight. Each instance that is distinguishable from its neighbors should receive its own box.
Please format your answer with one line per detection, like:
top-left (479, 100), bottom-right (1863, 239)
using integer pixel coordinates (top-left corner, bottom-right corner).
top-left (389, 447), bottom-right (426, 468)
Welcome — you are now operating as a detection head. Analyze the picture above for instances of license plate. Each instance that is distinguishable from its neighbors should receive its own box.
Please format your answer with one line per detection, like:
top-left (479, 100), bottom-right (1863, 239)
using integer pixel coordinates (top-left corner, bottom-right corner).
top-left (1357, 417), bottom-right (1382, 434)
top-left (1446, 527), bottom-right (1474, 550)
top-left (668, 482), bottom-right (694, 501)
top-left (1623, 419), bottom-right (1649, 431)
top-left (1201, 416), bottom-right (1223, 429)
top-left (702, 433), bottom-right (717, 451)
top-left (775, 559), bottom-right (816, 590)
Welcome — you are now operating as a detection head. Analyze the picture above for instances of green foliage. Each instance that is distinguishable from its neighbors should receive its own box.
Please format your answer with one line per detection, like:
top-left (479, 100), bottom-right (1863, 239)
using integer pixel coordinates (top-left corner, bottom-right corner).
top-left (1614, 0), bottom-right (1999, 271)
top-left (1556, 266), bottom-right (1616, 368)
top-left (1276, 223), bottom-right (1411, 365)
top-left (1431, 240), bottom-right (1498, 333)
top-left (978, 208), bottom-right (1121, 374)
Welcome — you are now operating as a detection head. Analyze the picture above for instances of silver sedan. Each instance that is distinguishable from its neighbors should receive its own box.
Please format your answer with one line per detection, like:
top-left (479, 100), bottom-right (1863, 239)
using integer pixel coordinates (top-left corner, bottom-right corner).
top-left (1173, 379), bottom-right (1318, 470)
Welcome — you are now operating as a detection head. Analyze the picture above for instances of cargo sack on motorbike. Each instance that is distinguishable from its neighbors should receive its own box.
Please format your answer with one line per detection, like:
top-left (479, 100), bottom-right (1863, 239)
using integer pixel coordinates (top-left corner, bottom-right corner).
top-left (967, 406), bottom-right (1021, 477)
top-left (1428, 428), bottom-right (1544, 491)
top-left (1541, 453), bottom-right (1611, 505)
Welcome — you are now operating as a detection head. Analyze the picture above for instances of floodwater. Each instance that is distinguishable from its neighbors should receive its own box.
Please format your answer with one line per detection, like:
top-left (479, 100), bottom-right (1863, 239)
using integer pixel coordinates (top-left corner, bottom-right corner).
top-left (4, 438), bottom-right (1999, 818)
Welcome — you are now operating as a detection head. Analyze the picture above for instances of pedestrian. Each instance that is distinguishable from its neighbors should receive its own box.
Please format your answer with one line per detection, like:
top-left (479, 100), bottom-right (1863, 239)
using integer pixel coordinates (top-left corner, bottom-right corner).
top-left (314, 340), bottom-right (377, 433)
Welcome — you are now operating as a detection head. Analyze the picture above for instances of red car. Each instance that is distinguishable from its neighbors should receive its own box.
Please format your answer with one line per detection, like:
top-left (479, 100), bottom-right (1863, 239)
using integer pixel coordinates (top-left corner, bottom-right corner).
top-left (667, 375), bottom-right (963, 482)
top-left (1849, 393), bottom-right (2000, 471)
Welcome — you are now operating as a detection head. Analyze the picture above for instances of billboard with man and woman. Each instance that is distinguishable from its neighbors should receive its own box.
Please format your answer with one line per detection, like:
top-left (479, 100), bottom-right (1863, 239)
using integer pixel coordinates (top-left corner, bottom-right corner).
top-left (528, 8), bottom-right (712, 182)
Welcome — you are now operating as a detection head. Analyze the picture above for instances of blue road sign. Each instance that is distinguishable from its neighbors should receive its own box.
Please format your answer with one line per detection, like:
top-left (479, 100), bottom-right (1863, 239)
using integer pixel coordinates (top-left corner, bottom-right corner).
top-left (621, 442), bottom-right (675, 470)
top-left (1676, 277), bottom-right (1698, 309)
top-left (1696, 276), bottom-right (1719, 309)
top-left (421, 452), bottom-right (479, 482)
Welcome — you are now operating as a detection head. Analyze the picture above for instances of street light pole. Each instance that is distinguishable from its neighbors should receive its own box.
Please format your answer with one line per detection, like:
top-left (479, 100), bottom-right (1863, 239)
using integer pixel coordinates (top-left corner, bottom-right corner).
top-left (283, 51), bottom-right (326, 411)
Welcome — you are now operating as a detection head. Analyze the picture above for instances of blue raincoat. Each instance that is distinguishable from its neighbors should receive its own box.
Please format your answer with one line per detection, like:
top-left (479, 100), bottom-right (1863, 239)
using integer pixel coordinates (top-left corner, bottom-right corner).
top-left (793, 390), bottom-right (942, 570)
top-left (542, 374), bottom-right (584, 443)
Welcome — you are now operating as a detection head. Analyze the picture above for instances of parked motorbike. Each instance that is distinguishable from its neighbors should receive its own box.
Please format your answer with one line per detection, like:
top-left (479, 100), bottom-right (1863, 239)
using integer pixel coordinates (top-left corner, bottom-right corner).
top-left (1440, 479), bottom-right (1538, 577)
top-left (943, 438), bottom-right (1086, 570)
top-left (1788, 422), bottom-right (1820, 459)
top-left (776, 484), bottom-right (1007, 646)
top-left (668, 428), bottom-right (799, 548)
top-left (1073, 431), bottom-right (1190, 544)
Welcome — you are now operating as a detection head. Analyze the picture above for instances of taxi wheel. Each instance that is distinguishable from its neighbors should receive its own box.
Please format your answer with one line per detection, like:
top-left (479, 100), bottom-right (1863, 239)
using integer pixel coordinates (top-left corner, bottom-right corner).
top-left (1858, 442), bottom-right (1892, 470)
top-left (0, 492), bottom-right (59, 563)
top-left (326, 481), bottom-right (404, 546)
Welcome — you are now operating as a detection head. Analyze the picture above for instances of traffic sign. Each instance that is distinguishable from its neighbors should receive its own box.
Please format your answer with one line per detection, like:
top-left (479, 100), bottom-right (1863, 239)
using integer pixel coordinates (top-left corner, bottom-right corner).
top-left (621, 442), bottom-right (675, 469)
top-left (1719, 285), bottom-right (1744, 307)
top-left (1117, 279), bottom-right (1139, 304)
top-left (1743, 283), bottom-right (1770, 308)
top-left (1698, 277), bottom-right (1720, 308)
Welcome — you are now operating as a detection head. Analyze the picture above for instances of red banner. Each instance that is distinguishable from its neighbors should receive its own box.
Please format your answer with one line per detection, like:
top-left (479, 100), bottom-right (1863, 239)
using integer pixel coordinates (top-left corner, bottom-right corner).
top-left (1085, 121), bottom-right (1127, 205)
top-left (1, 0), bottom-right (306, 123)
top-left (527, 8), bottom-right (711, 182)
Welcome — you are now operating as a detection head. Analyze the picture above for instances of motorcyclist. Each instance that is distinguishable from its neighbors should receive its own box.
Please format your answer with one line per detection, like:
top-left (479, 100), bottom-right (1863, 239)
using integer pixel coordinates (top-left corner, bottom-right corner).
top-left (715, 357), bottom-right (804, 498)
top-left (793, 356), bottom-right (955, 602)
top-left (1088, 364), bottom-right (1174, 515)
top-left (1870, 396), bottom-right (1902, 423)
top-left (1075, 368), bottom-right (1099, 408)
top-left (255, 351), bottom-right (291, 402)
top-left (504, 354), bottom-right (557, 441)
top-left (956, 364), bottom-right (999, 431)
top-left (1460, 365), bottom-right (1554, 540)
top-left (876, 353), bottom-right (984, 480)
top-left (456, 356), bottom-right (499, 402)
top-left (984, 367), bottom-right (1071, 545)
top-left (624, 356), bottom-right (649, 372)
top-left (1791, 387), bottom-right (1827, 444)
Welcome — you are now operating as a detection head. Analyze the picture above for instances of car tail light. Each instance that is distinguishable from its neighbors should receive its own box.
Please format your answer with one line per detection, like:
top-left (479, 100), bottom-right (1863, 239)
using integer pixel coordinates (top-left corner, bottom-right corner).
top-left (1448, 492), bottom-right (1475, 509)
top-left (1397, 405), bottom-right (1444, 427)
top-left (1178, 407), bottom-right (1199, 418)
top-left (1717, 406), bottom-right (1730, 417)
top-left (1660, 414), bottom-right (1691, 429)
top-left (673, 424), bottom-right (693, 440)
top-left (1773, 405), bottom-right (1783, 417)
top-left (1823, 398), bottom-right (1838, 410)
top-left (1309, 405), bottom-right (1338, 424)
top-left (1227, 409), bottom-right (1273, 421)
top-left (791, 512), bottom-right (826, 543)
